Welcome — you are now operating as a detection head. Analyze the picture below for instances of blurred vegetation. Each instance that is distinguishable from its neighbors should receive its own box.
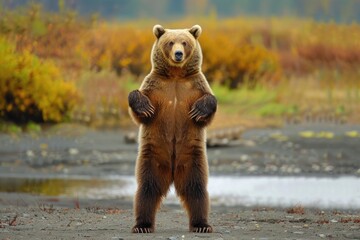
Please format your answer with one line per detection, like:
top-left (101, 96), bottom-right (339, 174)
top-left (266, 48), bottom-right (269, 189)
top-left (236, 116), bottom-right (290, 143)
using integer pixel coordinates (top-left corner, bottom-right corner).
top-left (0, 2), bottom-right (360, 128)
top-left (0, 37), bottom-right (78, 123)
top-left (3, 0), bottom-right (360, 23)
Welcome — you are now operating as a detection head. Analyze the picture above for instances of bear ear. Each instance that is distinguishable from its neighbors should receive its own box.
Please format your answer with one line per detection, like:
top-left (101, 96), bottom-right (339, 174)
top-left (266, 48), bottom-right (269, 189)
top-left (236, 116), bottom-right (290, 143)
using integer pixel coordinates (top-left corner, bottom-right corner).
top-left (189, 25), bottom-right (202, 39)
top-left (153, 24), bottom-right (166, 39)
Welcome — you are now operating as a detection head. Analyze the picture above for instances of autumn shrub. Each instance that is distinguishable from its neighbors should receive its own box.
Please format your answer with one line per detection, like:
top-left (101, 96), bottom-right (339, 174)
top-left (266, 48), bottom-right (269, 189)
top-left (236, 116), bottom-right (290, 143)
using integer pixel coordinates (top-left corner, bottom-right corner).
top-left (0, 37), bottom-right (79, 123)
top-left (201, 32), bottom-right (281, 88)
top-left (0, 3), bottom-right (89, 73)
top-left (77, 25), bottom-right (153, 75)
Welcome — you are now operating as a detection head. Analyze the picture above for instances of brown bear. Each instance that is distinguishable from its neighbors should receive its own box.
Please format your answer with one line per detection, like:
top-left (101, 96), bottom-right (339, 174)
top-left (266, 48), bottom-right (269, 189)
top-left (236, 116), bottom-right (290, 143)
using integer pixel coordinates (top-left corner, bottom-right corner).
top-left (128, 24), bottom-right (217, 233)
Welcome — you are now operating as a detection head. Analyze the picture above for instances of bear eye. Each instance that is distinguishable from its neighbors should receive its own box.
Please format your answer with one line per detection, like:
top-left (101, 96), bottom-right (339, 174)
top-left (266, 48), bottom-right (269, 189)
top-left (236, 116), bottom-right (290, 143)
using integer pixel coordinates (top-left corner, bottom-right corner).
top-left (182, 41), bottom-right (187, 47)
top-left (169, 41), bottom-right (174, 46)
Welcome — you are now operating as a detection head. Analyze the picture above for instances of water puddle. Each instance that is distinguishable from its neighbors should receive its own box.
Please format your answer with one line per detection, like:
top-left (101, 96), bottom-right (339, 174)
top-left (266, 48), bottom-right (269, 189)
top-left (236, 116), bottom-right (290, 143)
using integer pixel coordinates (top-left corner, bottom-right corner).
top-left (0, 175), bottom-right (360, 209)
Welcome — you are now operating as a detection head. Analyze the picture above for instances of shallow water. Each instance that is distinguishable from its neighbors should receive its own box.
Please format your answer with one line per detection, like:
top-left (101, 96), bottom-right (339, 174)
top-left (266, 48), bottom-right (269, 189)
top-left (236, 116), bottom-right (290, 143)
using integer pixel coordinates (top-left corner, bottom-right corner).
top-left (1, 175), bottom-right (359, 209)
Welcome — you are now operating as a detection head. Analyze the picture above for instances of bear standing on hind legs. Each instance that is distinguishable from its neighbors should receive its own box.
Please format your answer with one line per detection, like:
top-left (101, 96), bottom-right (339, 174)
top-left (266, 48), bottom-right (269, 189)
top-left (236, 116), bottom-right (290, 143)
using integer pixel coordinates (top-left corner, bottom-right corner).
top-left (128, 24), bottom-right (217, 233)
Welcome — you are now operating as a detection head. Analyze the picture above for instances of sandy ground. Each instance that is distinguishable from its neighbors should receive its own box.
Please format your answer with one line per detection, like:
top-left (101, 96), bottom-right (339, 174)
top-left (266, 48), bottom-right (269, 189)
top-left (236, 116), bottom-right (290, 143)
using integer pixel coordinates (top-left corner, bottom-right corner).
top-left (1, 124), bottom-right (360, 239)
top-left (1, 193), bottom-right (360, 240)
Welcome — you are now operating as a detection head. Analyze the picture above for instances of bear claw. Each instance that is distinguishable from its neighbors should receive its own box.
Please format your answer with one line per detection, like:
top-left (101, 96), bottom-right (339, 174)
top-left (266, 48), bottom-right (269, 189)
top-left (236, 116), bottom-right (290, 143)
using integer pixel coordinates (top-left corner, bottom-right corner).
top-left (192, 226), bottom-right (213, 233)
top-left (128, 90), bottom-right (155, 119)
top-left (132, 227), bottom-right (153, 233)
top-left (189, 94), bottom-right (217, 123)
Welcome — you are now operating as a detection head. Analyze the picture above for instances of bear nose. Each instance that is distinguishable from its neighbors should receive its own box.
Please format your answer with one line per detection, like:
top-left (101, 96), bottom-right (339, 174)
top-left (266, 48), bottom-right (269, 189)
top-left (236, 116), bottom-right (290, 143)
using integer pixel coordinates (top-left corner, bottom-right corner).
top-left (174, 51), bottom-right (183, 61)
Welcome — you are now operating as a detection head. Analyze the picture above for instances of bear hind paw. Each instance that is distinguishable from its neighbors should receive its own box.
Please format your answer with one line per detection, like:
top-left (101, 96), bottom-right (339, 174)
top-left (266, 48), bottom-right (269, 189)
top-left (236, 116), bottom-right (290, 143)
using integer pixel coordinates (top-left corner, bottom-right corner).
top-left (132, 225), bottom-right (153, 233)
top-left (191, 224), bottom-right (213, 233)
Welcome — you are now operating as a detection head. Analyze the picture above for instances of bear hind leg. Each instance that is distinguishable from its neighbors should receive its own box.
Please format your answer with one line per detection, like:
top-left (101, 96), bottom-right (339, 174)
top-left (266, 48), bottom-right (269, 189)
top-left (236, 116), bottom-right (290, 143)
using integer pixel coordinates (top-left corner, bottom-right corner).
top-left (174, 165), bottom-right (213, 233)
top-left (132, 161), bottom-right (171, 233)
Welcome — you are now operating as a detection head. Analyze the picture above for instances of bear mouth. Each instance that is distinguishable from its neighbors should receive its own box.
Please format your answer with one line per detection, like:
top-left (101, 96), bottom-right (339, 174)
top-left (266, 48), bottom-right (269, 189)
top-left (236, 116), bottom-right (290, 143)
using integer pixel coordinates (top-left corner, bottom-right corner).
top-left (171, 58), bottom-right (185, 66)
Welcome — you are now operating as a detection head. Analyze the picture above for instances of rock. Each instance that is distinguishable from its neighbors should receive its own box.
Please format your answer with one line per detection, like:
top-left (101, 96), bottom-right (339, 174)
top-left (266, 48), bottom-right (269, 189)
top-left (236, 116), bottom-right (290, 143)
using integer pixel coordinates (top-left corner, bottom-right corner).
top-left (240, 154), bottom-right (250, 162)
top-left (69, 148), bottom-right (79, 155)
top-left (312, 164), bottom-right (320, 171)
top-left (248, 165), bottom-right (259, 172)
top-left (124, 132), bottom-right (137, 144)
top-left (26, 150), bottom-right (35, 158)
top-left (318, 234), bottom-right (326, 238)
top-left (293, 231), bottom-right (304, 234)
top-left (324, 165), bottom-right (334, 172)
top-left (167, 236), bottom-right (179, 240)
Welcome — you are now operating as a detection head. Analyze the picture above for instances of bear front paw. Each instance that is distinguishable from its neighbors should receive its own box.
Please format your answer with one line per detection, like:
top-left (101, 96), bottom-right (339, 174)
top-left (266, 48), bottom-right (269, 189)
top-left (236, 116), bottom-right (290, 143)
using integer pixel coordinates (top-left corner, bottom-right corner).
top-left (189, 94), bottom-right (217, 123)
top-left (128, 90), bottom-right (155, 119)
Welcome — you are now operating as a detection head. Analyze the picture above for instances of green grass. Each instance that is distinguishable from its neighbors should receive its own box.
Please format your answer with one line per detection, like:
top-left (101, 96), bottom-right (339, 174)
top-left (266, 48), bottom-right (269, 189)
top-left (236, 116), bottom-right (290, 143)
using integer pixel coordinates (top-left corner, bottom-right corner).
top-left (0, 121), bottom-right (22, 134)
top-left (212, 83), bottom-right (290, 117)
top-left (26, 122), bottom-right (42, 133)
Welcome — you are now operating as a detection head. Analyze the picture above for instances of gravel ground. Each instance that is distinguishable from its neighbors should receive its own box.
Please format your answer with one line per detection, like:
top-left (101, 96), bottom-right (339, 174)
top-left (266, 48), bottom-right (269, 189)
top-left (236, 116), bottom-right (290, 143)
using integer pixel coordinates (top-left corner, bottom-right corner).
top-left (0, 123), bottom-right (360, 177)
top-left (0, 193), bottom-right (360, 240)
top-left (1, 123), bottom-right (360, 239)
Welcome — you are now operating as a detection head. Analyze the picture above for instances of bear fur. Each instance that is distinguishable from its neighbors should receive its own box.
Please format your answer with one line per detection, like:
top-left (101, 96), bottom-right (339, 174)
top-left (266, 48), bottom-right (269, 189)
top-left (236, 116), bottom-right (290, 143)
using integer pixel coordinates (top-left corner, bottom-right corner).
top-left (128, 24), bottom-right (217, 233)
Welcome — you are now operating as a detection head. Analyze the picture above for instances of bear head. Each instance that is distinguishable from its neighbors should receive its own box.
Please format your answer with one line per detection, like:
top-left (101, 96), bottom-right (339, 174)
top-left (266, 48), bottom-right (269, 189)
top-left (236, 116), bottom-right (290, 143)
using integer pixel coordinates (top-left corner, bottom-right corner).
top-left (151, 25), bottom-right (203, 76)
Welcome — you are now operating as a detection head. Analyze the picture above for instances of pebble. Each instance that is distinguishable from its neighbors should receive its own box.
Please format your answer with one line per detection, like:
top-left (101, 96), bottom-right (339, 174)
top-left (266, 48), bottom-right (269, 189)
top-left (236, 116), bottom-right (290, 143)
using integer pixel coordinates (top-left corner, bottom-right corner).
top-left (248, 165), bottom-right (259, 172)
top-left (69, 148), bottom-right (79, 155)
top-left (266, 165), bottom-right (278, 172)
top-left (240, 154), bottom-right (250, 162)
top-left (324, 165), bottom-right (334, 172)
top-left (318, 234), bottom-right (326, 238)
top-left (312, 164), bottom-right (320, 171)
top-left (243, 140), bottom-right (256, 147)
top-left (330, 219), bottom-right (338, 223)
top-left (26, 150), bottom-right (35, 157)
top-left (293, 231), bottom-right (304, 234)
top-left (167, 237), bottom-right (179, 240)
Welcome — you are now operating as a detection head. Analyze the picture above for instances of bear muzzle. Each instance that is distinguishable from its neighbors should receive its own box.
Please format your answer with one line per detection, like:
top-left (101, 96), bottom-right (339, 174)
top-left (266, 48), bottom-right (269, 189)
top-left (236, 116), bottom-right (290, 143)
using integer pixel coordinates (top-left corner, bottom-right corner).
top-left (174, 51), bottom-right (184, 62)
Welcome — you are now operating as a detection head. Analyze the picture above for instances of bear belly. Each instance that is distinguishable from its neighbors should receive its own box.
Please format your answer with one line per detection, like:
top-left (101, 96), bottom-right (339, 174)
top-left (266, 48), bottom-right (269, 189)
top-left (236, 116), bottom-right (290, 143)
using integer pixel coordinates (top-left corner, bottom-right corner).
top-left (149, 88), bottom-right (204, 168)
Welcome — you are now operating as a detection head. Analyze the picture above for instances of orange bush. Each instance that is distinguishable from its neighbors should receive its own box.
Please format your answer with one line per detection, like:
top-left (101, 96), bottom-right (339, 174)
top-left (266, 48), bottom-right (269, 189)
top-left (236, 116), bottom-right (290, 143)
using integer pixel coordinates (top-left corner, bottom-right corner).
top-left (201, 32), bottom-right (281, 88)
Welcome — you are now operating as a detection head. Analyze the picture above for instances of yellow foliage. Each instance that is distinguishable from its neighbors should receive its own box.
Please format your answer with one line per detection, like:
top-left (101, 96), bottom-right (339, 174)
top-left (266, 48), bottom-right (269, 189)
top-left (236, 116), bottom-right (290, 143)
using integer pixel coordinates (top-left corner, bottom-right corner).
top-left (0, 37), bottom-right (79, 123)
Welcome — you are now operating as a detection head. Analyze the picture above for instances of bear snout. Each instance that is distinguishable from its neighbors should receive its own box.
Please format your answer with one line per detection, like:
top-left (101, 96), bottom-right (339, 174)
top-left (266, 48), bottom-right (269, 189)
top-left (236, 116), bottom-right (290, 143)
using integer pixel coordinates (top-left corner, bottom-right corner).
top-left (174, 51), bottom-right (183, 62)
